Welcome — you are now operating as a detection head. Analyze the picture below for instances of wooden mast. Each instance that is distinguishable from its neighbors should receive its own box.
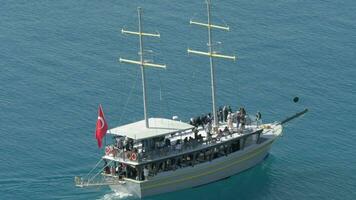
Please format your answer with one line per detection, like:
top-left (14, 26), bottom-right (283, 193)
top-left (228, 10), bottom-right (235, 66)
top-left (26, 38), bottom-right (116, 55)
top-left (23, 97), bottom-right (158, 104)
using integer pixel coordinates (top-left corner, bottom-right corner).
top-left (120, 7), bottom-right (166, 128)
top-left (188, 0), bottom-right (236, 132)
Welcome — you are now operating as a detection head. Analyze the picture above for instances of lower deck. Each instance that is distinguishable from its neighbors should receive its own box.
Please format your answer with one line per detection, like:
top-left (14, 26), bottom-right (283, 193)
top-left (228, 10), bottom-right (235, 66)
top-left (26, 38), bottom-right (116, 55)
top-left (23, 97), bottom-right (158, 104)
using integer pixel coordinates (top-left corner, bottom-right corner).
top-left (103, 123), bottom-right (280, 182)
top-left (104, 126), bottom-right (262, 178)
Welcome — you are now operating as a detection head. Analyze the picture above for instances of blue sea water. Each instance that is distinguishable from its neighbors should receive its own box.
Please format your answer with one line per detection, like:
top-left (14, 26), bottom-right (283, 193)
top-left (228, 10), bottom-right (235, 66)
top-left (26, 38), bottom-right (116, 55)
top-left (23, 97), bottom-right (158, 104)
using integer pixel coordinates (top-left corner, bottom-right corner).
top-left (1, 0), bottom-right (356, 199)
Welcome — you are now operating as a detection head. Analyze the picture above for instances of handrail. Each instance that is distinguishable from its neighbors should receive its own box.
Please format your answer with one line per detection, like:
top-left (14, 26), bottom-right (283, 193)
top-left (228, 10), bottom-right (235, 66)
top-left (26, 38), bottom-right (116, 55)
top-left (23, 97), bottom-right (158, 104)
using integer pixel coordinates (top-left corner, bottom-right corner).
top-left (83, 158), bottom-right (103, 181)
top-left (105, 127), bottom-right (263, 165)
top-left (87, 160), bottom-right (113, 185)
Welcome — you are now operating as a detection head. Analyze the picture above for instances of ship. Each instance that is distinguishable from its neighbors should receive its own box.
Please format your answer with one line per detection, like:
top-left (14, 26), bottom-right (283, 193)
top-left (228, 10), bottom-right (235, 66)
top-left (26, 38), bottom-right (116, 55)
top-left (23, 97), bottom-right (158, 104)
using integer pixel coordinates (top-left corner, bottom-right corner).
top-left (75, 0), bottom-right (308, 198)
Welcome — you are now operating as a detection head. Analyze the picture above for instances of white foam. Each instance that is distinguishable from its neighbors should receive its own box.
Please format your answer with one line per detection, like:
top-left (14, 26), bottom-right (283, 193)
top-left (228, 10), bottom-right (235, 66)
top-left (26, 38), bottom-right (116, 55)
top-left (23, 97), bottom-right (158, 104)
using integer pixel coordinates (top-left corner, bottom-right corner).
top-left (98, 191), bottom-right (134, 200)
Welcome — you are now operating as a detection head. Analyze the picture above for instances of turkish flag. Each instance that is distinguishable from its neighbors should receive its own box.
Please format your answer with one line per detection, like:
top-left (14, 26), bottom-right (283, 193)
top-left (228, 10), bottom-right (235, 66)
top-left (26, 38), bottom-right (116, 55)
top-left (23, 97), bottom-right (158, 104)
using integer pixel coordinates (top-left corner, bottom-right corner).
top-left (95, 104), bottom-right (108, 148)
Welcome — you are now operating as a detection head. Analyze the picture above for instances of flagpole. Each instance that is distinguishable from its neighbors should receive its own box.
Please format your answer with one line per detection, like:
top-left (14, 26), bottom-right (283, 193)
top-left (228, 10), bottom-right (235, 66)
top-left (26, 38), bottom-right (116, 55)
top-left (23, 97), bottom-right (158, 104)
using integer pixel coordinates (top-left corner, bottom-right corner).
top-left (104, 109), bottom-right (108, 149)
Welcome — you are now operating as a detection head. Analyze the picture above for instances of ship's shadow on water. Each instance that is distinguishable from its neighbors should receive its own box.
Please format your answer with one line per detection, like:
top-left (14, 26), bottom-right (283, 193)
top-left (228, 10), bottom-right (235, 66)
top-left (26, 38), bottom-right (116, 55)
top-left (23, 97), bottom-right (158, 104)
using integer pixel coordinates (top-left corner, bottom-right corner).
top-left (99, 155), bottom-right (277, 200)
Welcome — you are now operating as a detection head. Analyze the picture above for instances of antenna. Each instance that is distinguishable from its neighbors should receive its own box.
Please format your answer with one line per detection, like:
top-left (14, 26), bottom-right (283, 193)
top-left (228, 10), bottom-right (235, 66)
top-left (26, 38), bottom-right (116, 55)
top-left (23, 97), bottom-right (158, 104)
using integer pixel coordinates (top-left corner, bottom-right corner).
top-left (120, 7), bottom-right (166, 128)
top-left (188, 0), bottom-right (236, 132)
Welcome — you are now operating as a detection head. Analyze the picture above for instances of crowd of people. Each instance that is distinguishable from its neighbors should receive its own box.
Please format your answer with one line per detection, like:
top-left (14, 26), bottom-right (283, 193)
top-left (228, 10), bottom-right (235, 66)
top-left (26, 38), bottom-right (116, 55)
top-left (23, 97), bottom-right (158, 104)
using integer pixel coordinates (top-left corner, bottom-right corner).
top-left (189, 105), bottom-right (251, 132)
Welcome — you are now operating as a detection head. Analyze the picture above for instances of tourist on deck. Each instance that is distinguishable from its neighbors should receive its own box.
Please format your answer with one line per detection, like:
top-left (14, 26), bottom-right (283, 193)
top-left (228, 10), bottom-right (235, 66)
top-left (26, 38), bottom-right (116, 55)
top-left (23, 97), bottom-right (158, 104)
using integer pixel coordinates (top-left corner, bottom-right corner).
top-left (218, 129), bottom-right (223, 139)
top-left (183, 137), bottom-right (188, 144)
top-left (111, 166), bottom-right (116, 175)
top-left (104, 160), bottom-right (110, 174)
top-left (176, 140), bottom-right (182, 152)
top-left (228, 105), bottom-right (232, 113)
top-left (200, 115), bottom-right (205, 128)
top-left (193, 127), bottom-right (199, 139)
top-left (236, 110), bottom-right (241, 128)
top-left (240, 107), bottom-right (247, 129)
top-left (205, 121), bottom-right (212, 135)
top-left (122, 139), bottom-right (127, 151)
top-left (241, 107), bottom-right (246, 116)
top-left (223, 105), bottom-right (228, 122)
top-left (165, 138), bottom-right (171, 147)
top-left (129, 139), bottom-right (134, 150)
top-left (124, 137), bottom-right (131, 151)
top-left (115, 165), bottom-right (121, 175)
top-left (189, 136), bottom-right (195, 148)
top-left (256, 111), bottom-right (262, 127)
top-left (223, 126), bottom-right (229, 133)
top-left (227, 112), bottom-right (233, 130)
top-left (197, 134), bottom-right (203, 143)
top-left (143, 166), bottom-right (149, 180)
top-left (189, 118), bottom-right (194, 126)
top-left (206, 114), bottom-right (210, 127)
top-left (117, 138), bottom-right (123, 150)
top-left (218, 106), bottom-right (223, 122)
top-left (241, 115), bottom-right (246, 130)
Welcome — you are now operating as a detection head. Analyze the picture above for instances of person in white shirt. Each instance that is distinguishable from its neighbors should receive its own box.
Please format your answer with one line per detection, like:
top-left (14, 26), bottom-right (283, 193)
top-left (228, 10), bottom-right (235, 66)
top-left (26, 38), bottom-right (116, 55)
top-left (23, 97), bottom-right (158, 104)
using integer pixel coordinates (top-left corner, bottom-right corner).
top-left (143, 166), bottom-right (149, 180)
top-left (227, 112), bottom-right (233, 130)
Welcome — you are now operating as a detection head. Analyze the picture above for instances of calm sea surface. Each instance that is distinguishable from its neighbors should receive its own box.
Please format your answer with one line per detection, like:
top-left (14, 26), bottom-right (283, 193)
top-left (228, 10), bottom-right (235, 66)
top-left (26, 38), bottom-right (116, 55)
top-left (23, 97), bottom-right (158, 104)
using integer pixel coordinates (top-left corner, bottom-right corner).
top-left (1, 0), bottom-right (355, 199)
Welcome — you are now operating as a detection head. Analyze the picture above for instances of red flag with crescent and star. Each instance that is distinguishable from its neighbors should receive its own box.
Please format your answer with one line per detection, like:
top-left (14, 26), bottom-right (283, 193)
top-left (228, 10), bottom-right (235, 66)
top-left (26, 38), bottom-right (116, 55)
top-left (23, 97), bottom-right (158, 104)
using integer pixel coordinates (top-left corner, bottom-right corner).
top-left (95, 104), bottom-right (108, 148)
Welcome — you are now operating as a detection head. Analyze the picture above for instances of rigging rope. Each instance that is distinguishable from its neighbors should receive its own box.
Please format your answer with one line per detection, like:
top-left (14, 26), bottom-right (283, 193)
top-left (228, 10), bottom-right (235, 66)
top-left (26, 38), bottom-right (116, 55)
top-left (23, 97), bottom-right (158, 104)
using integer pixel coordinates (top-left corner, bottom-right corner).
top-left (118, 69), bottom-right (140, 124)
top-left (83, 158), bottom-right (103, 181)
top-left (87, 160), bottom-right (114, 184)
top-left (157, 70), bottom-right (172, 117)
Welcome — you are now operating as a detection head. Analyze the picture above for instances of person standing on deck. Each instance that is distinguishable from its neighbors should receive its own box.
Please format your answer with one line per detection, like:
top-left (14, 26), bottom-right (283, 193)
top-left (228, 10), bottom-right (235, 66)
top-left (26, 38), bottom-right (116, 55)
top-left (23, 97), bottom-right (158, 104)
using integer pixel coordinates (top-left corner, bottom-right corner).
top-left (218, 106), bottom-right (223, 122)
top-left (227, 112), bottom-right (233, 131)
top-left (223, 105), bottom-right (228, 122)
top-left (256, 111), bottom-right (262, 127)
top-left (228, 105), bottom-right (232, 113)
top-left (236, 109), bottom-right (241, 129)
top-left (144, 166), bottom-right (149, 180)
top-left (240, 107), bottom-right (246, 129)
top-left (206, 121), bottom-right (212, 135)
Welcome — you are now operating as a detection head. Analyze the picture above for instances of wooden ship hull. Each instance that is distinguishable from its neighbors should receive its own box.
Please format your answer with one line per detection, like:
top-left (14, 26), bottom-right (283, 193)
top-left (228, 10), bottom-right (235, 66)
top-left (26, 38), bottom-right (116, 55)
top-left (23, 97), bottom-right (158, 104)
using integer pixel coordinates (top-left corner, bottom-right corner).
top-left (107, 124), bottom-right (282, 198)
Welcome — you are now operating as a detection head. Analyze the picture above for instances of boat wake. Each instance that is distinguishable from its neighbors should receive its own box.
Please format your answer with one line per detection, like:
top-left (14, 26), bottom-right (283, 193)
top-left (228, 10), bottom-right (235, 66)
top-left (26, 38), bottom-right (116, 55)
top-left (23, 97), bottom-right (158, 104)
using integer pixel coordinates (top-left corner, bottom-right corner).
top-left (99, 191), bottom-right (134, 200)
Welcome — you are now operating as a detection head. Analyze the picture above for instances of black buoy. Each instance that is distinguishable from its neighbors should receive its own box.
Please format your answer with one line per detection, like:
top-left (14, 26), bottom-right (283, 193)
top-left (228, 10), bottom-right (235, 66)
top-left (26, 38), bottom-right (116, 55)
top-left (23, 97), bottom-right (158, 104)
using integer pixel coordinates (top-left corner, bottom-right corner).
top-left (293, 96), bottom-right (299, 103)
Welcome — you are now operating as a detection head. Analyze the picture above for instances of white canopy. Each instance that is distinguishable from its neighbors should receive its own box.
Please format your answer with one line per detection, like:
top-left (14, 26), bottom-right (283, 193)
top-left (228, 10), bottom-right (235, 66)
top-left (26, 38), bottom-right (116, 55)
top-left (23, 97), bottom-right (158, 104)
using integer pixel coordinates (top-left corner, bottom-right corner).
top-left (108, 118), bottom-right (194, 140)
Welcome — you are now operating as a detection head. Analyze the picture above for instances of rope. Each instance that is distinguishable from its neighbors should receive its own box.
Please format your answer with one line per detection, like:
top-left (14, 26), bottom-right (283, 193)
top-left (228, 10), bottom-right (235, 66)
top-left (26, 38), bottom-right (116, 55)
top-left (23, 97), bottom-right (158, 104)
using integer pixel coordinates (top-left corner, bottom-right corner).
top-left (157, 70), bottom-right (172, 118)
top-left (87, 160), bottom-right (113, 184)
top-left (83, 158), bottom-right (103, 181)
top-left (118, 69), bottom-right (140, 124)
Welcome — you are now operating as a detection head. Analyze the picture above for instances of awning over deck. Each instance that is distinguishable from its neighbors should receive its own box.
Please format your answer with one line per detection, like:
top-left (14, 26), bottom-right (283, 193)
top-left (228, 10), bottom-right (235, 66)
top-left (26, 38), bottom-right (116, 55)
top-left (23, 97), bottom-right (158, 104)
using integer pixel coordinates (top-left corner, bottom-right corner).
top-left (107, 118), bottom-right (194, 140)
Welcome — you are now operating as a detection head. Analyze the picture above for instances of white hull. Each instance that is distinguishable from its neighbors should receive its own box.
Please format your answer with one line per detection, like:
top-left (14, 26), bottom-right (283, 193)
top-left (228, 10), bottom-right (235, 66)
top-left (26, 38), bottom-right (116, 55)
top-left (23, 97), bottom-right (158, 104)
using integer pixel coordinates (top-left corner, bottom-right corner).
top-left (109, 124), bottom-right (282, 198)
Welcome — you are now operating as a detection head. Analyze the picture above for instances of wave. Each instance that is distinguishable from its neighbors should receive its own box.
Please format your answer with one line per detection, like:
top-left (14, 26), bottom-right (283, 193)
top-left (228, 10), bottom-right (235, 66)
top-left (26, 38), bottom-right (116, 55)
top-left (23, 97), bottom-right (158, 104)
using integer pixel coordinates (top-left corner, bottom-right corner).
top-left (98, 191), bottom-right (135, 200)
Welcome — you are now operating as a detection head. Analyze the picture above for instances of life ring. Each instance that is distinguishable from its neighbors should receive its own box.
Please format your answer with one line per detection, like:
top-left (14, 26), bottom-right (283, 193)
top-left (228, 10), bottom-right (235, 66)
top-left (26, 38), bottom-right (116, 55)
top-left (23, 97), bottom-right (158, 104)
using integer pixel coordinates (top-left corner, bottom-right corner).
top-left (130, 153), bottom-right (137, 161)
top-left (105, 146), bottom-right (111, 155)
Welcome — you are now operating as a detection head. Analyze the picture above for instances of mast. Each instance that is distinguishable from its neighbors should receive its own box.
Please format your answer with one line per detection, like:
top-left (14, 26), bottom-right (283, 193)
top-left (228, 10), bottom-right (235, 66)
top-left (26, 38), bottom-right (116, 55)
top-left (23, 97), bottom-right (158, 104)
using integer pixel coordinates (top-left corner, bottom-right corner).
top-left (120, 7), bottom-right (166, 128)
top-left (188, 0), bottom-right (236, 131)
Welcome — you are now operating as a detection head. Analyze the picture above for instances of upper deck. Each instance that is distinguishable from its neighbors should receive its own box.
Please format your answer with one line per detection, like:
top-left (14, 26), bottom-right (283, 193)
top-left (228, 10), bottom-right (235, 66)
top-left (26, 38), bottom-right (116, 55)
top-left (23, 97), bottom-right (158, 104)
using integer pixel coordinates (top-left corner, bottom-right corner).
top-left (108, 118), bottom-right (194, 140)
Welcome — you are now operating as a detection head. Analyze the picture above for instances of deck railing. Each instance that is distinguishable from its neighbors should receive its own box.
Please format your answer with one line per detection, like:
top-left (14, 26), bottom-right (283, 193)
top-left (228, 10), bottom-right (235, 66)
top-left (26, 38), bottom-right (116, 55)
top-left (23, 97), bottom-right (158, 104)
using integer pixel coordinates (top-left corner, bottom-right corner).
top-left (105, 125), bottom-right (262, 163)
